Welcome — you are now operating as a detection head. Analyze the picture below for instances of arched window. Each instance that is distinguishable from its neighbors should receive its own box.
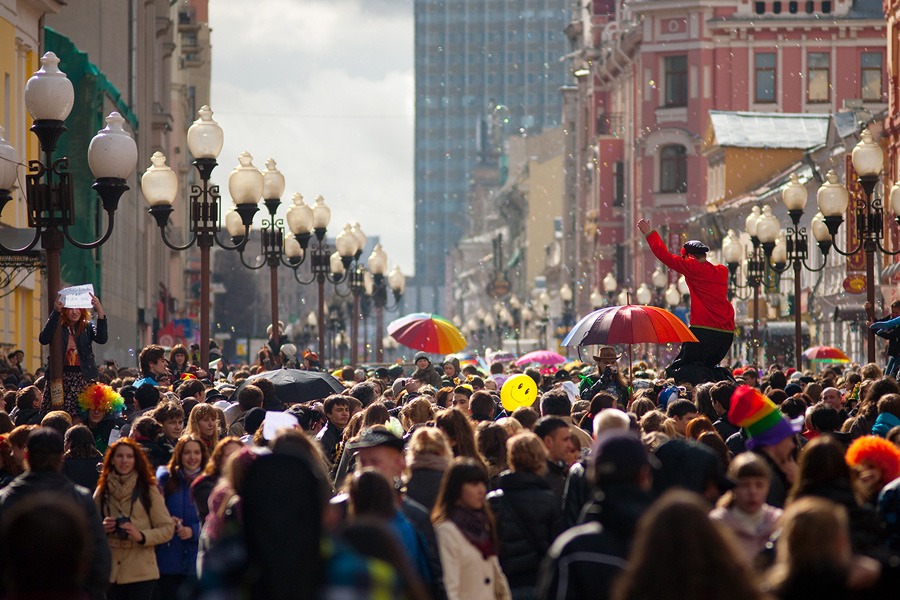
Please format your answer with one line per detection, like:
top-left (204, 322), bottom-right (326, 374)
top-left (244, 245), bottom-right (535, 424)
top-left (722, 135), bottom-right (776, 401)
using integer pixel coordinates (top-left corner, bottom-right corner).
top-left (659, 145), bottom-right (687, 193)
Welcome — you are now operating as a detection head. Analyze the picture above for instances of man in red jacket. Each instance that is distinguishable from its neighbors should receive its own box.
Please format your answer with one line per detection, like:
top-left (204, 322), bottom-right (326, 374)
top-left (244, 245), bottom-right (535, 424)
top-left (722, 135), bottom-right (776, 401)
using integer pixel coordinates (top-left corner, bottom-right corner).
top-left (637, 218), bottom-right (735, 384)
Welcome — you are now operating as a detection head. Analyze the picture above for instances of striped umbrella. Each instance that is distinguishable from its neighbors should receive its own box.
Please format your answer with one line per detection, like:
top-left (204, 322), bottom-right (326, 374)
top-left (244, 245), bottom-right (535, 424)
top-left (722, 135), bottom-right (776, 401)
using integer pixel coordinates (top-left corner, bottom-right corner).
top-left (802, 346), bottom-right (850, 362)
top-left (387, 313), bottom-right (468, 354)
top-left (561, 305), bottom-right (698, 402)
top-left (562, 305), bottom-right (698, 347)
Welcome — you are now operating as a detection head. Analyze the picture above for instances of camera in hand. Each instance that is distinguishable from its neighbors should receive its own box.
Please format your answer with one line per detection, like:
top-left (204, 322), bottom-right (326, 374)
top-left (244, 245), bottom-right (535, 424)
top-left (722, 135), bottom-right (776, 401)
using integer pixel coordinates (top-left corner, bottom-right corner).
top-left (115, 515), bottom-right (131, 540)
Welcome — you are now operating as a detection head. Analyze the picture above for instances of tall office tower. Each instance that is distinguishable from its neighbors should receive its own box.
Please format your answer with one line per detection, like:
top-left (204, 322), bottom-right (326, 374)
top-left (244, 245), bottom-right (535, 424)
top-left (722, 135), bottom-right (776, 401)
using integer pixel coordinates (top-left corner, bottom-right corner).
top-left (413, 0), bottom-right (570, 313)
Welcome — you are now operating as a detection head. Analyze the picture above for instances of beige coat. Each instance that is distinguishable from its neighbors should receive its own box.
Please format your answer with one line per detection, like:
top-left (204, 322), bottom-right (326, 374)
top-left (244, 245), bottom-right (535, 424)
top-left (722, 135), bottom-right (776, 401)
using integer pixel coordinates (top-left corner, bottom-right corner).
top-left (435, 520), bottom-right (511, 600)
top-left (94, 479), bottom-right (175, 584)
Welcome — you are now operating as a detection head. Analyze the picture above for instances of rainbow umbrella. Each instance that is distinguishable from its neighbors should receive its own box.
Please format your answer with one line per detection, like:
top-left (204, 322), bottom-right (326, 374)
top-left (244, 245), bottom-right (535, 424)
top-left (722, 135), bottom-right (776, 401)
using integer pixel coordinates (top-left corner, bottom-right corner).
top-left (802, 346), bottom-right (850, 362)
top-left (387, 313), bottom-right (467, 354)
top-left (562, 305), bottom-right (698, 347)
top-left (514, 350), bottom-right (566, 366)
top-left (562, 305), bottom-right (698, 401)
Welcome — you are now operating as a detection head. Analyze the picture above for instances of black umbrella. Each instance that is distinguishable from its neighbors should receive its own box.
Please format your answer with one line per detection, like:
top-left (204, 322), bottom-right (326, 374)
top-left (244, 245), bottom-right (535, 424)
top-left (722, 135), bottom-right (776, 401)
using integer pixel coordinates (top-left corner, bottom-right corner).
top-left (233, 368), bottom-right (345, 406)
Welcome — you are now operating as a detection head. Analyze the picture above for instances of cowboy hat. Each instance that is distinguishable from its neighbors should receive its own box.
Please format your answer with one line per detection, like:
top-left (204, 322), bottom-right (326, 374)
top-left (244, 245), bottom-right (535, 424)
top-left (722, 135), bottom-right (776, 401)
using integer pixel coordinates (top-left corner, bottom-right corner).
top-left (592, 346), bottom-right (622, 362)
top-left (266, 321), bottom-right (285, 336)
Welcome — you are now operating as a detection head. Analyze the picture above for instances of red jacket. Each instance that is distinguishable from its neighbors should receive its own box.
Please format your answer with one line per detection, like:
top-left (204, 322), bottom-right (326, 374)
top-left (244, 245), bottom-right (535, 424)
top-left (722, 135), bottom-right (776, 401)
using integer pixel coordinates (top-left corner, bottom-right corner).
top-left (645, 231), bottom-right (735, 332)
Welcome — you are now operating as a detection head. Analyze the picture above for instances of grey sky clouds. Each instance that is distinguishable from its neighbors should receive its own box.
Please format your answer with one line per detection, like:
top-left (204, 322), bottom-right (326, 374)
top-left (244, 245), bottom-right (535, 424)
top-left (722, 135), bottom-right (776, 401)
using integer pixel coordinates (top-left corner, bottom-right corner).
top-left (209, 0), bottom-right (415, 274)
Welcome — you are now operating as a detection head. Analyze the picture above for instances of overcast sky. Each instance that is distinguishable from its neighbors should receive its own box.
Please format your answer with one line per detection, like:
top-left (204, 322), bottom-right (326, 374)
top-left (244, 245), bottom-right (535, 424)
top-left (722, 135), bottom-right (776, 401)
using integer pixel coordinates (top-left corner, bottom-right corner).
top-left (209, 0), bottom-right (415, 275)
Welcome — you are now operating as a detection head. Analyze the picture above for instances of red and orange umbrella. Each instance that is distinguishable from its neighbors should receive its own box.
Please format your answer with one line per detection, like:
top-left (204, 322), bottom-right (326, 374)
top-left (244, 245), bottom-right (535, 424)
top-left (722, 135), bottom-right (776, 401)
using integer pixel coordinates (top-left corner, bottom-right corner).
top-left (561, 305), bottom-right (698, 347)
top-left (802, 346), bottom-right (850, 362)
top-left (387, 313), bottom-right (467, 354)
top-left (562, 305), bottom-right (697, 401)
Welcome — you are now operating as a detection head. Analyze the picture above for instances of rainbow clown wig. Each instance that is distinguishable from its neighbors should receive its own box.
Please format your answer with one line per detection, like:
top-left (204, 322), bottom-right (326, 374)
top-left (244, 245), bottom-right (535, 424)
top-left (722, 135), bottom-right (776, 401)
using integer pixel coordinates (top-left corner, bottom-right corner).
top-left (728, 385), bottom-right (800, 450)
top-left (77, 383), bottom-right (125, 416)
top-left (846, 435), bottom-right (900, 487)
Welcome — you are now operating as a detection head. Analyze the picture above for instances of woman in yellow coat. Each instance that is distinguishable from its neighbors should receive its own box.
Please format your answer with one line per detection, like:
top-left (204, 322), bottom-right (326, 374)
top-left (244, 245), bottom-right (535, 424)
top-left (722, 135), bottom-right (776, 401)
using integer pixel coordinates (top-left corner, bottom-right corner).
top-left (94, 437), bottom-right (175, 600)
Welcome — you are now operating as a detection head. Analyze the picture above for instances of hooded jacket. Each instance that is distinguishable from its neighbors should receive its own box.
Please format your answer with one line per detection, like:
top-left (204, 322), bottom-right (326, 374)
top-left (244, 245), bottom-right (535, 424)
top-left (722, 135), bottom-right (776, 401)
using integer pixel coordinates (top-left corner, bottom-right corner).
top-left (872, 411), bottom-right (900, 438)
top-left (644, 230), bottom-right (735, 332)
top-left (412, 352), bottom-right (443, 388)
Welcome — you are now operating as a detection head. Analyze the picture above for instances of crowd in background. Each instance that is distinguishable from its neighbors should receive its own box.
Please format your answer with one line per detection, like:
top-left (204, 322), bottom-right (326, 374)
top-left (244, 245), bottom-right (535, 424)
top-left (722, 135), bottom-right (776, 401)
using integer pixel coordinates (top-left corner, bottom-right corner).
top-left (1, 339), bottom-right (900, 600)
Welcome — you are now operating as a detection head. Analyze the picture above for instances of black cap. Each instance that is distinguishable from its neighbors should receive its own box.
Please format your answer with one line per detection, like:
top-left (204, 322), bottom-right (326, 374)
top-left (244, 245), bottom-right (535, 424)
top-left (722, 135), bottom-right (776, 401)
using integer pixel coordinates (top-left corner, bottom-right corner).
top-left (347, 425), bottom-right (405, 451)
top-left (682, 240), bottom-right (709, 254)
top-left (374, 367), bottom-right (390, 378)
top-left (591, 431), bottom-right (659, 483)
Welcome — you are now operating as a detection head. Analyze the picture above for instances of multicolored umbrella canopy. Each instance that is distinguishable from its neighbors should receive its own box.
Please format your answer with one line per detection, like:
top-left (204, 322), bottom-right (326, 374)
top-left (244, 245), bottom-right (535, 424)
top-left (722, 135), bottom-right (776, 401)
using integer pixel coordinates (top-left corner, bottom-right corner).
top-left (514, 350), bottom-right (567, 366)
top-left (802, 346), bottom-right (850, 362)
top-left (388, 313), bottom-right (468, 354)
top-left (561, 305), bottom-right (698, 347)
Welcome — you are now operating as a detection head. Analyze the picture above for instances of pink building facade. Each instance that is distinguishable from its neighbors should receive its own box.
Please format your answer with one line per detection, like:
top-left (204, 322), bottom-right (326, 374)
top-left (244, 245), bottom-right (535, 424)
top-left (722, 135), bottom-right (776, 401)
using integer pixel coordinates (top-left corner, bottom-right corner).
top-left (564, 0), bottom-right (887, 312)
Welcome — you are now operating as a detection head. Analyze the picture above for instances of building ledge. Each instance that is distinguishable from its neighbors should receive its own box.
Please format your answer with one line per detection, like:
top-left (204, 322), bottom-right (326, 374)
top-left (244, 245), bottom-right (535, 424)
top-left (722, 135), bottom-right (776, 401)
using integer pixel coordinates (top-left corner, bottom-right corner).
top-left (656, 106), bottom-right (688, 123)
top-left (655, 192), bottom-right (687, 207)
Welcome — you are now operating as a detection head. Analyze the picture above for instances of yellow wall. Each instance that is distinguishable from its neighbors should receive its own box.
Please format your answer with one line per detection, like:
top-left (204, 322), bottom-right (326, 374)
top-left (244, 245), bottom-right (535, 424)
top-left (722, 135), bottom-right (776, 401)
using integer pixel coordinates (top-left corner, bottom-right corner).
top-left (1, 15), bottom-right (45, 374)
top-left (723, 148), bottom-right (804, 199)
top-left (523, 153), bottom-right (565, 286)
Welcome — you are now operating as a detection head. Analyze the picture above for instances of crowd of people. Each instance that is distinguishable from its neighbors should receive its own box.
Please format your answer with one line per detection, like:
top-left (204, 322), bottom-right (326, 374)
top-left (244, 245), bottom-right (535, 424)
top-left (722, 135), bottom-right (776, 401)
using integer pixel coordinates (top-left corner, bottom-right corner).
top-left (2, 328), bottom-right (900, 600)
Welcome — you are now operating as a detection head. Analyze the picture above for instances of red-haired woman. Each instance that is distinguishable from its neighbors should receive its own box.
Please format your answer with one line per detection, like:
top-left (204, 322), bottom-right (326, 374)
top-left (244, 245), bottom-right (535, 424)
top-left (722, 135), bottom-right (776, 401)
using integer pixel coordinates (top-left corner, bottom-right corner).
top-left (39, 292), bottom-right (108, 418)
top-left (94, 438), bottom-right (174, 600)
top-left (156, 437), bottom-right (209, 599)
top-left (0, 433), bottom-right (23, 489)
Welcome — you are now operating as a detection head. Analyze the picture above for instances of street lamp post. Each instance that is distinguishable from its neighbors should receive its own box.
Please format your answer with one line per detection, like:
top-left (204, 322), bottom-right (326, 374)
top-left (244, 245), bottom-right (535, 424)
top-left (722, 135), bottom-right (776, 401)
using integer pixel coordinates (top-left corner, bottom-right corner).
top-left (754, 174), bottom-right (828, 371)
top-left (289, 196), bottom-right (360, 366)
top-left (368, 244), bottom-right (405, 362)
top-left (141, 106), bottom-right (262, 371)
top-left (816, 130), bottom-right (898, 364)
top-left (0, 52), bottom-right (137, 405)
top-left (559, 283), bottom-right (574, 355)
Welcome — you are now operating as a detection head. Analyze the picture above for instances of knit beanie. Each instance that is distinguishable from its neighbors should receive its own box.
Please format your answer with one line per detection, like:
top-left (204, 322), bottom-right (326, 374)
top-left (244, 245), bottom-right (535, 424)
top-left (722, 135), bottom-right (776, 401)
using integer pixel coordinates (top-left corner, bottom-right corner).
top-left (728, 385), bottom-right (799, 450)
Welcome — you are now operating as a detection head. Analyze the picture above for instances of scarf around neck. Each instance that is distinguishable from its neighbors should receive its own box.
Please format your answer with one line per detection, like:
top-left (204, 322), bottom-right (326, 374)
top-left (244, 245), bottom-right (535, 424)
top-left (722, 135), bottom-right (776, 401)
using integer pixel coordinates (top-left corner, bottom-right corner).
top-left (449, 505), bottom-right (496, 559)
top-left (107, 470), bottom-right (138, 503)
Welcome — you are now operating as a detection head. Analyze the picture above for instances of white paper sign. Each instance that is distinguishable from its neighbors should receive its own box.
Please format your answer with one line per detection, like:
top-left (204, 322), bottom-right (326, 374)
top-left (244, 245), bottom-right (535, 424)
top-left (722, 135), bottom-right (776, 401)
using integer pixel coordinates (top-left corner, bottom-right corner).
top-left (60, 284), bottom-right (95, 309)
top-left (262, 411), bottom-right (299, 441)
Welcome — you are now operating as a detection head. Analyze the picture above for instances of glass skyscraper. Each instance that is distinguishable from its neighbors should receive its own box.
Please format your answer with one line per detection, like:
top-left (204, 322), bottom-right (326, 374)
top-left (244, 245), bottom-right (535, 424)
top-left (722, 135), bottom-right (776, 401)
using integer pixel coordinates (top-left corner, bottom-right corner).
top-left (412, 0), bottom-right (570, 312)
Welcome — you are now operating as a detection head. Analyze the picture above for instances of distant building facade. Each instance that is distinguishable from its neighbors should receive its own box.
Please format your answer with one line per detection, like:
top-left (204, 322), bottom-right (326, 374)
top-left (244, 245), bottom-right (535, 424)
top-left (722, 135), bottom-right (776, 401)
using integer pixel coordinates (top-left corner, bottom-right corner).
top-left (564, 0), bottom-right (887, 314)
top-left (412, 0), bottom-right (571, 314)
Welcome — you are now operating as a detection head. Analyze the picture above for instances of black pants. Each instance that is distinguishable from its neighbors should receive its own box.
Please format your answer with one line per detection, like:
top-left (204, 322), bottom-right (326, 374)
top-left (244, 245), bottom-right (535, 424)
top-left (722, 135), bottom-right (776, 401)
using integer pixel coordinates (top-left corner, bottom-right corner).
top-left (158, 574), bottom-right (186, 600)
top-left (669, 326), bottom-right (734, 368)
top-left (108, 580), bottom-right (158, 600)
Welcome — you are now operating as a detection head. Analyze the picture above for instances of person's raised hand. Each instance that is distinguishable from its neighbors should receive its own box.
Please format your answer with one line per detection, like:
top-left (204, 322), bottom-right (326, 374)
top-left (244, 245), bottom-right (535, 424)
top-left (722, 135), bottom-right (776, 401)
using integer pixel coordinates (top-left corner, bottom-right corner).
top-left (54, 294), bottom-right (64, 313)
top-left (637, 219), bottom-right (652, 236)
top-left (90, 293), bottom-right (105, 319)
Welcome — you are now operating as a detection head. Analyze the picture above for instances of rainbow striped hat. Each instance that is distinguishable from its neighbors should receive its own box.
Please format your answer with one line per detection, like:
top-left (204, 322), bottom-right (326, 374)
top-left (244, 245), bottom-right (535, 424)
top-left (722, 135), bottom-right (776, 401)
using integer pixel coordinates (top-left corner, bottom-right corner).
top-left (728, 385), bottom-right (800, 449)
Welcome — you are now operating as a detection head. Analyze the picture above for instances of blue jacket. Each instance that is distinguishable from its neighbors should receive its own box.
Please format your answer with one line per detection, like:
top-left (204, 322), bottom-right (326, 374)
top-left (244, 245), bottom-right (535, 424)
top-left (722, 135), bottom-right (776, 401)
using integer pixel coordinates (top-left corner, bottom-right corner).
top-left (155, 467), bottom-right (201, 576)
top-left (872, 412), bottom-right (900, 438)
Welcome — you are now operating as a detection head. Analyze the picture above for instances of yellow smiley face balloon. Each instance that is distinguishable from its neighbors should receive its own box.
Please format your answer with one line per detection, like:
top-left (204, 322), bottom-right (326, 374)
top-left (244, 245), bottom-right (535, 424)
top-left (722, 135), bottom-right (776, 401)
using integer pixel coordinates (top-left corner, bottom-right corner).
top-left (500, 374), bottom-right (538, 412)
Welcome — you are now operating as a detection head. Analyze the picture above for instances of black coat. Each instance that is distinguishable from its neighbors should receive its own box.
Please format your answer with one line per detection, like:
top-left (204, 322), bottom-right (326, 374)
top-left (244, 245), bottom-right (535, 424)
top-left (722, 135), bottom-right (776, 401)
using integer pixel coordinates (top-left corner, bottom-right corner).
top-left (537, 483), bottom-right (653, 600)
top-left (488, 470), bottom-right (565, 590)
top-left (39, 310), bottom-right (107, 381)
top-left (0, 469), bottom-right (111, 599)
top-left (62, 456), bottom-right (102, 491)
top-left (875, 313), bottom-right (900, 357)
top-left (405, 467), bottom-right (445, 512)
top-left (13, 406), bottom-right (42, 427)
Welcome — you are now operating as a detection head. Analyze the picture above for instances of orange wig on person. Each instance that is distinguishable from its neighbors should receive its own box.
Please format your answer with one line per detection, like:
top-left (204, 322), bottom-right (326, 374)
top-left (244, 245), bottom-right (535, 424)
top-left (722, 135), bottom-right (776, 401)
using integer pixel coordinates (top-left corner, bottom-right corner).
top-left (846, 435), bottom-right (900, 487)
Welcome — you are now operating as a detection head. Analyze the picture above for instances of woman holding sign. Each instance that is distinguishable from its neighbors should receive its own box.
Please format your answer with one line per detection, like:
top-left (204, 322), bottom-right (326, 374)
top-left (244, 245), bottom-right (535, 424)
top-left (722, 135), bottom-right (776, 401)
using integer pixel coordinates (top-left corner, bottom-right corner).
top-left (39, 290), bottom-right (108, 418)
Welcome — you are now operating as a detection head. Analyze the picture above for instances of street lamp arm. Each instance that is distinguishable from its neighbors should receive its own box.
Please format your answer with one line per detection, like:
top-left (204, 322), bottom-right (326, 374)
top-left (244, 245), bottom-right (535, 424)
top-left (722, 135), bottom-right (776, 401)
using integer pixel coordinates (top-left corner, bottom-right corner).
top-left (62, 210), bottom-right (116, 250)
top-left (211, 230), bottom-right (251, 252)
top-left (236, 247), bottom-right (267, 270)
top-left (874, 239), bottom-right (900, 256)
top-left (155, 221), bottom-right (197, 252)
top-left (331, 280), bottom-right (353, 298)
top-left (827, 232), bottom-right (863, 257)
top-left (279, 252), bottom-right (306, 269)
top-left (0, 221), bottom-right (41, 254)
top-left (292, 268), bottom-right (317, 286)
top-left (325, 270), bottom-right (349, 285)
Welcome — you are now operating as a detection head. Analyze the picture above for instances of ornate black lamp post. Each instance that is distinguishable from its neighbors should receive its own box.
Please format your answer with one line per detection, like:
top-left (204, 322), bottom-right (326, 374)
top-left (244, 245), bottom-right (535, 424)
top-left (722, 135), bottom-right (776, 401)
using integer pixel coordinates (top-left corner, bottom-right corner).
top-left (140, 106), bottom-right (261, 370)
top-left (0, 52), bottom-right (137, 406)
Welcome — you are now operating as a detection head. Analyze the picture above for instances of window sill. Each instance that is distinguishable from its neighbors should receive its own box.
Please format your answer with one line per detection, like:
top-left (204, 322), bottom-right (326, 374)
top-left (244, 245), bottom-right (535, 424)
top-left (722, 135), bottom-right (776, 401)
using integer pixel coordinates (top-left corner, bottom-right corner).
top-left (656, 106), bottom-right (688, 123)
top-left (655, 192), bottom-right (687, 207)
